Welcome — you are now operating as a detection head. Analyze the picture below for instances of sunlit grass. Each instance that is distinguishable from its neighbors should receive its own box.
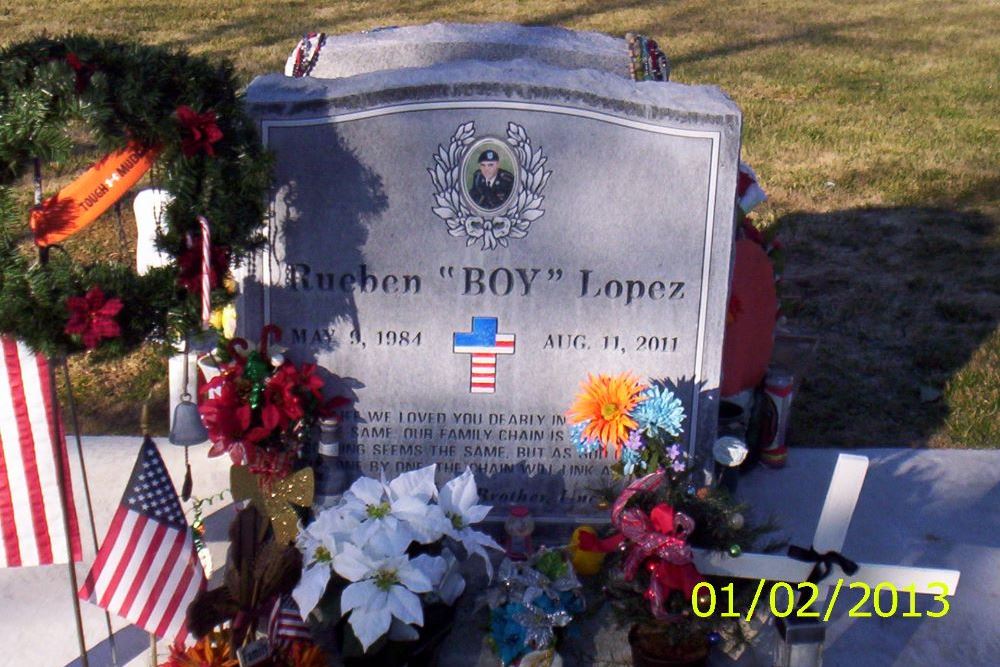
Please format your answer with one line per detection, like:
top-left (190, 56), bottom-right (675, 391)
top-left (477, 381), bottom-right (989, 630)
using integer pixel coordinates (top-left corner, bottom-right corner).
top-left (3, 0), bottom-right (997, 446)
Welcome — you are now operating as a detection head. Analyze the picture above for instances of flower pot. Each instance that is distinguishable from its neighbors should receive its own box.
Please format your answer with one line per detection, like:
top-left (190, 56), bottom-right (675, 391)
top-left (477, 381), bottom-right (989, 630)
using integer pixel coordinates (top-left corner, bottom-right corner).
top-left (341, 603), bottom-right (456, 667)
top-left (628, 626), bottom-right (709, 667)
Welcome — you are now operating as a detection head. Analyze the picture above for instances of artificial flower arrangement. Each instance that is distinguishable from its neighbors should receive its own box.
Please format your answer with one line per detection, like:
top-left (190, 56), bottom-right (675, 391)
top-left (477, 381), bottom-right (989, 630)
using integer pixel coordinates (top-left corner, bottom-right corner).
top-left (198, 325), bottom-right (347, 476)
top-left (163, 629), bottom-right (327, 667)
top-left (567, 373), bottom-right (687, 478)
top-left (485, 550), bottom-right (585, 666)
top-left (566, 372), bottom-right (778, 665)
top-left (177, 506), bottom-right (331, 667)
top-left (291, 464), bottom-right (503, 663)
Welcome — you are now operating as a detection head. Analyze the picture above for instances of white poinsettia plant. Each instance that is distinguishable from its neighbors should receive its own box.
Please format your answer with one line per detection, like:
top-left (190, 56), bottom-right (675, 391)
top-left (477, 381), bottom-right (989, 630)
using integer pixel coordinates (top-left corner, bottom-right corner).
top-left (292, 464), bottom-right (502, 651)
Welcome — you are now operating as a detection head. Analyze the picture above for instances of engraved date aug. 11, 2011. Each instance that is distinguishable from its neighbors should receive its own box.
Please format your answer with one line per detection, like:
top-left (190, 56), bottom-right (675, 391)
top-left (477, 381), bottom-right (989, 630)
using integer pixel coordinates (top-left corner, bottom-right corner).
top-left (542, 333), bottom-right (678, 354)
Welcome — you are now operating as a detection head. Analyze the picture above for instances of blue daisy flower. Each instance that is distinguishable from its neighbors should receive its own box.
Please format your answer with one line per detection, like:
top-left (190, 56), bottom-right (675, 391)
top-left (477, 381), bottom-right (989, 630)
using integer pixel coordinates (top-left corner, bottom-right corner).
top-left (634, 385), bottom-right (685, 437)
top-left (569, 421), bottom-right (600, 454)
top-left (621, 445), bottom-right (646, 476)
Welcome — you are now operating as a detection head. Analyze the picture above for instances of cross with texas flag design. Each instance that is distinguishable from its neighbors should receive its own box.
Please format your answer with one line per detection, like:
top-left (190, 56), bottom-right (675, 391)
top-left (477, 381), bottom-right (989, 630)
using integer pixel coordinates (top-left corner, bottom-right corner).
top-left (453, 317), bottom-right (515, 394)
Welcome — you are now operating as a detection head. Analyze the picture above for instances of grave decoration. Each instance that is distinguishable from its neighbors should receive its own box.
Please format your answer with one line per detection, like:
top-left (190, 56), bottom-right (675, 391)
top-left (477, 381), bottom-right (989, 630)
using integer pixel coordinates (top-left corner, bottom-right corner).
top-left (0, 36), bottom-right (269, 359)
top-left (598, 470), bottom-right (776, 666)
top-left (197, 326), bottom-right (348, 477)
top-left (566, 372), bottom-right (687, 479)
top-left (163, 628), bottom-right (327, 667)
top-left (177, 500), bottom-right (346, 666)
top-left (485, 550), bottom-right (585, 666)
top-left (564, 375), bottom-right (776, 664)
top-left (291, 464), bottom-right (503, 663)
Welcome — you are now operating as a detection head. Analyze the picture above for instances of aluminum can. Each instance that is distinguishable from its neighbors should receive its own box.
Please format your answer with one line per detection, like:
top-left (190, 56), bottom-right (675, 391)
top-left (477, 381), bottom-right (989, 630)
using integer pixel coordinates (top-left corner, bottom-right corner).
top-left (759, 369), bottom-right (794, 467)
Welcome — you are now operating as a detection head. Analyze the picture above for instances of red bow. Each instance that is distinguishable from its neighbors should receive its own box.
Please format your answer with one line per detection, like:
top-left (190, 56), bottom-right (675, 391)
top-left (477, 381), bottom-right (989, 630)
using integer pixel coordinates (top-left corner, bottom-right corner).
top-left (65, 52), bottom-right (95, 93)
top-left (176, 105), bottom-right (223, 157)
top-left (610, 472), bottom-right (705, 619)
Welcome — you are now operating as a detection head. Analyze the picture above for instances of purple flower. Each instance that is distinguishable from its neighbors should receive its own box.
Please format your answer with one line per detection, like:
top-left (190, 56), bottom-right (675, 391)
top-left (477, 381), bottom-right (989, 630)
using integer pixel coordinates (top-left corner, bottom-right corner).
top-left (668, 444), bottom-right (683, 460)
top-left (624, 431), bottom-right (644, 452)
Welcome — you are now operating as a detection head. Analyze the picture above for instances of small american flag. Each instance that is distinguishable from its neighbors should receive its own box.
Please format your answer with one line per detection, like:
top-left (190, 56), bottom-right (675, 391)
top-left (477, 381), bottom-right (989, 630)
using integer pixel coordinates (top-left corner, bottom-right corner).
top-left (267, 594), bottom-right (312, 647)
top-left (0, 337), bottom-right (82, 568)
top-left (78, 436), bottom-right (204, 643)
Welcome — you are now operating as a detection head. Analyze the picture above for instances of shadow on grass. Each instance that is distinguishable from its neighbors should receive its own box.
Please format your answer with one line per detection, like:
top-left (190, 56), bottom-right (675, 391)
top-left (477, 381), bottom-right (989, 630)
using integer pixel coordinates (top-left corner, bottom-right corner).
top-left (777, 203), bottom-right (999, 448)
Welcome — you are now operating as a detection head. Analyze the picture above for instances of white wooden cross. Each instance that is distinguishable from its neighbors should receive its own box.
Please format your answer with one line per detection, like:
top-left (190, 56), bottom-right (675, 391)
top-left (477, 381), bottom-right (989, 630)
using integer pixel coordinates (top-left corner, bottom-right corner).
top-left (692, 453), bottom-right (961, 604)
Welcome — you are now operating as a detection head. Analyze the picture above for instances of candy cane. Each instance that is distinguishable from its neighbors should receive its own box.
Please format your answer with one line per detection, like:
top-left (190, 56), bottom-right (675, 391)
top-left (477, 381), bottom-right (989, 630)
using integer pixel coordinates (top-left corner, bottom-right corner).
top-left (197, 215), bottom-right (211, 326)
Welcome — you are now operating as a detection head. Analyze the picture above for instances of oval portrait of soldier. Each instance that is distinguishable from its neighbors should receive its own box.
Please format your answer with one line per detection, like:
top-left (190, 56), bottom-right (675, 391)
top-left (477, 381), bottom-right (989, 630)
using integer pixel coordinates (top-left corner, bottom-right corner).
top-left (461, 139), bottom-right (519, 214)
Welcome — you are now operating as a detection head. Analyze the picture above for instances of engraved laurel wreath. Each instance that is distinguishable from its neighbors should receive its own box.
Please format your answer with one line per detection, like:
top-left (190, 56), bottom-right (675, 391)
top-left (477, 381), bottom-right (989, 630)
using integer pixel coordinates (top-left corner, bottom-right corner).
top-left (428, 122), bottom-right (551, 251)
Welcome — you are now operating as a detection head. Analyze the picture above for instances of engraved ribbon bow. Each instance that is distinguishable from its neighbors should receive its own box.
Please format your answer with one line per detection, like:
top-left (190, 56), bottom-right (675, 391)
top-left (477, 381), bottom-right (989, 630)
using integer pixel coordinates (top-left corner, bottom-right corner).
top-left (463, 215), bottom-right (512, 250)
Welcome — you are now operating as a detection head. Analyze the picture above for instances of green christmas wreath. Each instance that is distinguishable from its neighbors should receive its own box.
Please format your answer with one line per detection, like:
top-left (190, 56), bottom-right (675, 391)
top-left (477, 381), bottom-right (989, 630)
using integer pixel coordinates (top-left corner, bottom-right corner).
top-left (0, 36), bottom-right (270, 359)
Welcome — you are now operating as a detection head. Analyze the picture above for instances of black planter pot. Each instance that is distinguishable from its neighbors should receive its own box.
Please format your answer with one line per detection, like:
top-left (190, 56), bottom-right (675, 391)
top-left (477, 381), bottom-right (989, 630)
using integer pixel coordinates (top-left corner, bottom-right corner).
top-left (340, 603), bottom-right (457, 667)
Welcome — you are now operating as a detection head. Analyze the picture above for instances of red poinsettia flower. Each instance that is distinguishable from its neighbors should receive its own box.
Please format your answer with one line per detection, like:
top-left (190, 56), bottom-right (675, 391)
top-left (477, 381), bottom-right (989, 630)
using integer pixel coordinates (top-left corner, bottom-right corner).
top-left (177, 235), bottom-right (230, 293)
top-left (265, 363), bottom-right (305, 422)
top-left (294, 363), bottom-right (327, 402)
top-left (176, 105), bottom-right (224, 157)
top-left (244, 401), bottom-right (286, 445)
top-left (64, 287), bottom-right (123, 349)
top-left (199, 375), bottom-right (251, 457)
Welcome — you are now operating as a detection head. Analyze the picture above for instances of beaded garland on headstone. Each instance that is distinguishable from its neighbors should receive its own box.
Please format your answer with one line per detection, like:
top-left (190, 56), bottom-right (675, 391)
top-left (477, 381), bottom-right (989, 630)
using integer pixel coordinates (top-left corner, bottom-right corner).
top-left (290, 32), bottom-right (327, 78)
top-left (626, 32), bottom-right (670, 82)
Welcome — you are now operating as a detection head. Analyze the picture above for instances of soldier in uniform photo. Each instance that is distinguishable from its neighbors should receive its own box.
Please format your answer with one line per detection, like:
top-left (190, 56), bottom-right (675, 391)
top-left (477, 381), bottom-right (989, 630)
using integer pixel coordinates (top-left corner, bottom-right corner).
top-left (469, 149), bottom-right (515, 209)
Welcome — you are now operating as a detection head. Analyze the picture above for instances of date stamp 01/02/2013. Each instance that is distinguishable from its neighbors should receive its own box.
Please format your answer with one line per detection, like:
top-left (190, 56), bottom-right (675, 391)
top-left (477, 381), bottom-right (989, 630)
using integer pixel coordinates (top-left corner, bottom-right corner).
top-left (691, 580), bottom-right (953, 622)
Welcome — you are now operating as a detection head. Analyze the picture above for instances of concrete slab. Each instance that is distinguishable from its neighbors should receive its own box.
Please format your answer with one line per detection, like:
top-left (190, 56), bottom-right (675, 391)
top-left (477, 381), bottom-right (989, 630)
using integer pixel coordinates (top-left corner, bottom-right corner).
top-left (1, 442), bottom-right (995, 666)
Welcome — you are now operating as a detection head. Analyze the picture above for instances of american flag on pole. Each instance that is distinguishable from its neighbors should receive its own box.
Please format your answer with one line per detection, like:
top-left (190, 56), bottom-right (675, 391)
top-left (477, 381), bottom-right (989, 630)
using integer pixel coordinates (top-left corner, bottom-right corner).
top-left (78, 436), bottom-right (205, 643)
top-left (0, 337), bottom-right (82, 568)
top-left (267, 594), bottom-right (312, 647)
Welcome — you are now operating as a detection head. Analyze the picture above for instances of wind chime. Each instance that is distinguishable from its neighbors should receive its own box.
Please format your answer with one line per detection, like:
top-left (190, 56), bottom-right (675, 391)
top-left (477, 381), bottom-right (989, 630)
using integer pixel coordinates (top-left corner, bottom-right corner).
top-left (168, 336), bottom-right (208, 500)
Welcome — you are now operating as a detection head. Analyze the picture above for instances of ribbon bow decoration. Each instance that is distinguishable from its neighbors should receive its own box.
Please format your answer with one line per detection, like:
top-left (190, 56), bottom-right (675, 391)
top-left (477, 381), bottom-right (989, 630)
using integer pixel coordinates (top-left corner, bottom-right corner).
top-left (231, 465), bottom-right (314, 545)
top-left (490, 552), bottom-right (585, 654)
top-left (609, 471), bottom-right (705, 619)
top-left (787, 544), bottom-right (859, 584)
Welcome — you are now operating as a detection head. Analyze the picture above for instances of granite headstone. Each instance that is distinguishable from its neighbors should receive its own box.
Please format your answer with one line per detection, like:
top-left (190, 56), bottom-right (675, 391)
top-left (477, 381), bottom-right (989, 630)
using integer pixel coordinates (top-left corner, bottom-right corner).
top-left (243, 24), bottom-right (742, 518)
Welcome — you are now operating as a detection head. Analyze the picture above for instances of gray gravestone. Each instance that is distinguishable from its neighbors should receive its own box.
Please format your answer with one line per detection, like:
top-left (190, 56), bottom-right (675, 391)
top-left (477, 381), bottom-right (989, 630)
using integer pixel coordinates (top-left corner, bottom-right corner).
top-left (243, 25), bottom-right (741, 519)
top-left (284, 23), bottom-right (628, 80)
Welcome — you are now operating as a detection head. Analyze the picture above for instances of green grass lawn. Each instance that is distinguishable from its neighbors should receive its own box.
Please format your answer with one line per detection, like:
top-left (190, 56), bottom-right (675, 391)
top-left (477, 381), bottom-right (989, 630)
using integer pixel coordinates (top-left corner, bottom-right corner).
top-left (2, 0), bottom-right (997, 446)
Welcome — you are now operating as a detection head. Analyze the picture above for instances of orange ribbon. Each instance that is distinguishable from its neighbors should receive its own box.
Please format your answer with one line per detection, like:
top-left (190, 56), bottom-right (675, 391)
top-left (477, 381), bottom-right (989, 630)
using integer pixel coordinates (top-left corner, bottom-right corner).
top-left (30, 141), bottom-right (160, 247)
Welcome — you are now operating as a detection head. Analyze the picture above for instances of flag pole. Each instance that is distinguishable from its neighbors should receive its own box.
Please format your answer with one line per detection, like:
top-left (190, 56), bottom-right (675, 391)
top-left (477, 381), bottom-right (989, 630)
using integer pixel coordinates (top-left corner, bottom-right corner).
top-left (46, 359), bottom-right (90, 667)
top-left (61, 360), bottom-right (119, 666)
top-left (141, 392), bottom-right (159, 667)
top-left (33, 162), bottom-right (89, 665)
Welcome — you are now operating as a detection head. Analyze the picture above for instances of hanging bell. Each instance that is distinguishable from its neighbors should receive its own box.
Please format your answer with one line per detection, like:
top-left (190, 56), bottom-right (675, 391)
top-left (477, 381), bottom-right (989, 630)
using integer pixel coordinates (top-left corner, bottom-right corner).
top-left (169, 394), bottom-right (208, 446)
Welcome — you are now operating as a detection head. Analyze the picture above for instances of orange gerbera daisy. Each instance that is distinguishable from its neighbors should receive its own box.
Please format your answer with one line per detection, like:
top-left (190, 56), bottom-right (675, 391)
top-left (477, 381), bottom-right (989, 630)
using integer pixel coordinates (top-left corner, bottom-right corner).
top-left (163, 631), bottom-right (238, 667)
top-left (567, 372), bottom-right (647, 455)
